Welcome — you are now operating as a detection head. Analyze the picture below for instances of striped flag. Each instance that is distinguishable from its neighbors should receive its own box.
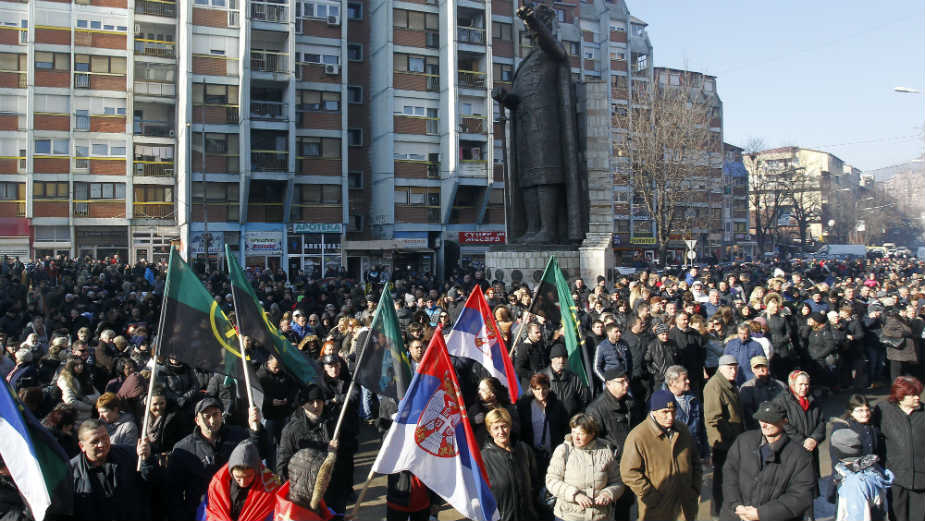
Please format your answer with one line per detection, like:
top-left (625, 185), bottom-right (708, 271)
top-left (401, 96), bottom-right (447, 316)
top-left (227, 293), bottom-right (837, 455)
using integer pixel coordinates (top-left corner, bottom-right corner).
top-left (0, 380), bottom-right (72, 521)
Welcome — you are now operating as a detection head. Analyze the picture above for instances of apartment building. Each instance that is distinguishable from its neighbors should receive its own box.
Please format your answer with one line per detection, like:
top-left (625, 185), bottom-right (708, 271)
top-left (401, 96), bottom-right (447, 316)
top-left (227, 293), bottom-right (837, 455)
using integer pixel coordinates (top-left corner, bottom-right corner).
top-left (745, 146), bottom-right (860, 248)
top-left (723, 142), bottom-right (755, 259)
top-left (0, 0), bottom-right (668, 277)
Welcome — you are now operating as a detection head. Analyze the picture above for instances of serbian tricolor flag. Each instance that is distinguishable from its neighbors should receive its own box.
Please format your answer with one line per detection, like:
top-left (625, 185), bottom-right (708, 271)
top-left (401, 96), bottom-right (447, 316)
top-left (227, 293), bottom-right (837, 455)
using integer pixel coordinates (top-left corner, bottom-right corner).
top-left (372, 326), bottom-right (499, 521)
top-left (445, 286), bottom-right (520, 404)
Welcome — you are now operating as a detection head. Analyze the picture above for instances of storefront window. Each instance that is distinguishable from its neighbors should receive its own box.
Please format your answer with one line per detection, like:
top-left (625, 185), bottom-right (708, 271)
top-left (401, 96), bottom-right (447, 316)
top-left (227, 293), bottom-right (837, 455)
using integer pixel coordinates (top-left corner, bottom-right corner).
top-left (287, 232), bottom-right (342, 277)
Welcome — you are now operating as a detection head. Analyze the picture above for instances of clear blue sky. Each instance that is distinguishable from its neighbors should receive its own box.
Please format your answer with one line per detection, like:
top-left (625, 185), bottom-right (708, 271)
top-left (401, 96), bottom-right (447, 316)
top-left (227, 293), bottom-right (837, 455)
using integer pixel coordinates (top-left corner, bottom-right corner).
top-left (630, 0), bottom-right (925, 171)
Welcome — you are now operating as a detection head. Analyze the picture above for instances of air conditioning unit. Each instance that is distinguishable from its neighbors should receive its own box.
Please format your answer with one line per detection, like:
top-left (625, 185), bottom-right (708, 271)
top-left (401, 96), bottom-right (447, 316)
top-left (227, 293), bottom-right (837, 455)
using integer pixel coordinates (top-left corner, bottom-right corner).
top-left (168, 130), bottom-right (176, 137)
top-left (134, 24), bottom-right (141, 35)
top-left (324, 64), bottom-right (339, 75)
top-left (327, 15), bottom-right (340, 26)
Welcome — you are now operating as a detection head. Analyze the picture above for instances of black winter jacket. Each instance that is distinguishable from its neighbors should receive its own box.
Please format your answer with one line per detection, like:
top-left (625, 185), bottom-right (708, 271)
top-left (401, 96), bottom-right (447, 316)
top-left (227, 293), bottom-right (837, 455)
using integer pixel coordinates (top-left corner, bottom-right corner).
top-left (720, 430), bottom-right (815, 521)
top-left (516, 392), bottom-right (569, 457)
top-left (875, 401), bottom-right (925, 489)
top-left (166, 425), bottom-right (263, 521)
top-left (71, 445), bottom-right (154, 521)
top-left (585, 388), bottom-right (642, 456)
top-left (541, 365), bottom-right (590, 418)
top-left (276, 410), bottom-right (334, 480)
top-left (481, 441), bottom-right (541, 521)
top-left (775, 391), bottom-right (825, 444)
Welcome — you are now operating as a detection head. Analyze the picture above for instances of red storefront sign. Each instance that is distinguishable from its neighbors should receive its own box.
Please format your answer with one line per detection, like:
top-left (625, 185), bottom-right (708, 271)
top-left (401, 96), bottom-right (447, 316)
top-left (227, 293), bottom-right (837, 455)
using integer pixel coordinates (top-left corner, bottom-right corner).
top-left (458, 231), bottom-right (506, 244)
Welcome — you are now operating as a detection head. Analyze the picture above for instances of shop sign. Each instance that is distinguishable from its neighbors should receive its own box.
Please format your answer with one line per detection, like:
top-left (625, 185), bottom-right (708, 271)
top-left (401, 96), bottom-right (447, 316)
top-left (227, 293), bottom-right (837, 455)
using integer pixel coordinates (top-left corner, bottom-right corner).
top-left (395, 237), bottom-right (428, 249)
top-left (630, 237), bottom-right (656, 245)
top-left (190, 231), bottom-right (225, 254)
top-left (458, 231), bottom-right (506, 244)
top-left (291, 223), bottom-right (342, 234)
top-left (245, 231), bottom-right (282, 255)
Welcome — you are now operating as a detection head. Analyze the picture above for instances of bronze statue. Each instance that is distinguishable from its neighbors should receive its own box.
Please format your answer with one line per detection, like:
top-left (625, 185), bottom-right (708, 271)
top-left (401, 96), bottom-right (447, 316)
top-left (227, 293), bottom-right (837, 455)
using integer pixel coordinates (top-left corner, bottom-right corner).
top-left (493, 4), bottom-right (587, 244)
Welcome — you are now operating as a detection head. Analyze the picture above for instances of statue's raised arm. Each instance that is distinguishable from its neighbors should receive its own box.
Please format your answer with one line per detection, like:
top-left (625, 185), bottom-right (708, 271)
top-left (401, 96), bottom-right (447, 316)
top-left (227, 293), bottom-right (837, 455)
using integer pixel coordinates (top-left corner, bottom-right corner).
top-left (518, 4), bottom-right (568, 63)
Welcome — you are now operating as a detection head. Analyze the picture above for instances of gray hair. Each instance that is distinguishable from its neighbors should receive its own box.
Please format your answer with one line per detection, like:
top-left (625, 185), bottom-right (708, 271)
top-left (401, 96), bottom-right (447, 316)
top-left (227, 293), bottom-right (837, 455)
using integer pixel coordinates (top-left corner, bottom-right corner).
top-left (664, 365), bottom-right (688, 385)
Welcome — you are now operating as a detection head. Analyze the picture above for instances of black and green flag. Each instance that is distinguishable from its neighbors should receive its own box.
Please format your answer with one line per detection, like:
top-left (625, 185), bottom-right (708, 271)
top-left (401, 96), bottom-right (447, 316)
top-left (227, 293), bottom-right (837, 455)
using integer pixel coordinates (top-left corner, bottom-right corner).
top-left (528, 256), bottom-right (591, 388)
top-left (355, 285), bottom-right (413, 400)
top-left (226, 245), bottom-right (321, 387)
top-left (159, 246), bottom-right (242, 377)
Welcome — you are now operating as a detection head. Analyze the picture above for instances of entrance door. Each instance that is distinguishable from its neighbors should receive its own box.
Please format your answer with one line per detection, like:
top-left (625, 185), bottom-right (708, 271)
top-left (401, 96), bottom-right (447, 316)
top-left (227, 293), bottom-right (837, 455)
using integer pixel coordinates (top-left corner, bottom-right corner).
top-left (136, 247), bottom-right (150, 263)
top-left (347, 256), bottom-right (362, 280)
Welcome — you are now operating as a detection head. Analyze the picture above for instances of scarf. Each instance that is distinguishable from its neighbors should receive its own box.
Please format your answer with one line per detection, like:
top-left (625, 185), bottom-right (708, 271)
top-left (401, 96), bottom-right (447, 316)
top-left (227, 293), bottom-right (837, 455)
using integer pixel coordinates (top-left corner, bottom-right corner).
top-left (788, 370), bottom-right (811, 411)
top-left (793, 390), bottom-right (810, 412)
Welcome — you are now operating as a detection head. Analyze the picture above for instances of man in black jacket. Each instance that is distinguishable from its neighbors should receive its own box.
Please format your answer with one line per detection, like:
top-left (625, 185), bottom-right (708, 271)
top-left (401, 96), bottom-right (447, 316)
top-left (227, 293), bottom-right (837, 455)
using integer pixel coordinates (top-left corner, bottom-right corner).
top-left (513, 323), bottom-right (548, 389)
top-left (541, 343), bottom-right (590, 418)
top-left (721, 401), bottom-right (815, 521)
top-left (670, 313), bottom-right (706, 393)
top-left (71, 419), bottom-right (155, 521)
top-left (166, 397), bottom-right (265, 521)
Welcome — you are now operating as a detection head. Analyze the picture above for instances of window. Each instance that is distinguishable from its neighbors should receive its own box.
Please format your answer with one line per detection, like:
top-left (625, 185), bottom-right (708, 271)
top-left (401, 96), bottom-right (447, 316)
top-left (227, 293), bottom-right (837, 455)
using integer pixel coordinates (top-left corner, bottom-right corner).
top-left (297, 90), bottom-right (340, 111)
top-left (492, 22), bottom-right (512, 41)
top-left (408, 56), bottom-right (424, 73)
top-left (704, 78), bottom-right (715, 92)
top-left (634, 53), bottom-right (648, 72)
top-left (347, 129), bottom-right (363, 147)
top-left (630, 23), bottom-right (645, 37)
top-left (609, 48), bottom-right (625, 61)
top-left (35, 52), bottom-right (68, 71)
top-left (348, 171), bottom-right (363, 189)
top-left (347, 2), bottom-right (362, 20)
top-left (75, 55), bottom-right (126, 74)
top-left (298, 184), bottom-right (341, 204)
top-left (493, 63), bottom-right (513, 82)
top-left (202, 133), bottom-right (238, 154)
top-left (35, 139), bottom-right (69, 155)
top-left (394, 189), bottom-right (407, 205)
top-left (347, 85), bottom-right (363, 104)
top-left (298, 137), bottom-right (340, 158)
top-left (393, 9), bottom-right (438, 31)
top-left (84, 182), bottom-right (125, 200)
top-left (670, 73), bottom-right (680, 86)
top-left (75, 146), bottom-right (89, 168)
top-left (193, 83), bottom-right (239, 105)
top-left (565, 41), bottom-right (579, 56)
top-left (111, 146), bottom-right (126, 156)
top-left (583, 47), bottom-right (599, 60)
top-left (615, 219), bottom-right (630, 233)
top-left (0, 183), bottom-right (21, 200)
top-left (348, 214), bottom-right (363, 232)
top-left (0, 53), bottom-right (25, 72)
top-left (92, 144), bottom-right (108, 156)
top-left (134, 185), bottom-right (173, 202)
top-left (33, 182), bottom-right (68, 199)
top-left (613, 75), bottom-right (627, 89)
top-left (347, 43), bottom-right (363, 62)
top-left (614, 191), bottom-right (629, 203)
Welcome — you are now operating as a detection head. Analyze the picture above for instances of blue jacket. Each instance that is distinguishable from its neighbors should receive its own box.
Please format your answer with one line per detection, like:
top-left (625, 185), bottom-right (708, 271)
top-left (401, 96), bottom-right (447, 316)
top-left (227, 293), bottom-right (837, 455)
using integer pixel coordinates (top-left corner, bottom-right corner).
top-left (594, 338), bottom-right (631, 384)
top-left (674, 391), bottom-right (708, 458)
top-left (723, 337), bottom-right (765, 385)
top-left (834, 457), bottom-right (894, 521)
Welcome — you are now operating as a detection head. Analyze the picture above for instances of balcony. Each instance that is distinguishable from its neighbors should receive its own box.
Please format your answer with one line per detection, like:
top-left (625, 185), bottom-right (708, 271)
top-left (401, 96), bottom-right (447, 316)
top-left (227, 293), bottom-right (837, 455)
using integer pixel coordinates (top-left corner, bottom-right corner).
top-left (133, 202), bottom-right (174, 219)
top-left (0, 200), bottom-right (25, 218)
top-left (134, 80), bottom-right (176, 98)
top-left (135, 38), bottom-right (176, 59)
top-left (134, 120), bottom-right (174, 138)
top-left (457, 26), bottom-right (485, 45)
top-left (459, 115), bottom-right (487, 134)
top-left (251, 101), bottom-right (288, 121)
top-left (136, 0), bottom-right (177, 18)
top-left (134, 161), bottom-right (174, 177)
top-left (251, 150), bottom-right (288, 172)
top-left (0, 70), bottom-right (26, 89)
top-left (251, 1), bottom-right (288, 23)
top-left (458, 70), bottom-right (485, 89)
top-left (459, 160), bottom-right (488, 177)
top-left (251, 50), bottom-right (288, 74)
top-left (73, 200), bottom-right (126, 218)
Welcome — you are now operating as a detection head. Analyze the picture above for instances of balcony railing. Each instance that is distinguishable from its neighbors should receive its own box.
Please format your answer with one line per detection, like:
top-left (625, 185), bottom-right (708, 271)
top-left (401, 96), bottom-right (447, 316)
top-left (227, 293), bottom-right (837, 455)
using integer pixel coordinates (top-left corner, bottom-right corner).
top-left (134, 38), bottom-right (176, 59)
top-left (74, 73), bottom-right (90, 88)
top-left (73, 200), bottom-right (126, 218)
top-left (458, 70), bottom-right (485, 89)
top-left (136, 0), bottom-right (177, 18)
top-left (134, 80), bottom-right (176, 97)
top-left (457, 26), bottom-right (485, 44)
top-left (134, 120), bottom-right (174, 137)
top-left (251, 50), bottom-right (288, 74)
top-left (251, 150), bottom-right (288, 172)
top-left (251, 1), bottom-right (288, 23)
top-left (1, 71), bottom-right (27, 88)
top-left (251, 101), bottom-right (288, 121)
top-left (247, 203), bottom-right (284, 222)
top-left (133, 161), bottom-right (174, 177)
top-left (459, 159), bottom-right (488, 177)
top-left (459, 115), bottom-right (487, 134)
top-left (133, 202), bottom-right (174, 219)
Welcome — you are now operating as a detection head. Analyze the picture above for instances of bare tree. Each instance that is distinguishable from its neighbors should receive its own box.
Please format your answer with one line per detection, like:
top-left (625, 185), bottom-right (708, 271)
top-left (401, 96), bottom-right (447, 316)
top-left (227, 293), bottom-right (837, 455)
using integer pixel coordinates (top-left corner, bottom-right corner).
top-left (614, 72), bottom-right (718, 261)
top-left (788, 168), bottom-right (822, 252)
top-left (743, 138), bottom-right (792, 253)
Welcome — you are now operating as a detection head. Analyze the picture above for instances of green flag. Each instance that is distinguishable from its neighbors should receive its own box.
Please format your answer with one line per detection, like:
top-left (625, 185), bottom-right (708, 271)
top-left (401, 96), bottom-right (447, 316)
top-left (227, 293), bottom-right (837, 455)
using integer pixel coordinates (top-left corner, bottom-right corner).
top-left (225, 245), bottom-right (321, 387)
top-left (160, 246), bottom-right (241, 377)
top-left (529, 256), bottom-right (591, 387)
top-left (355, 285), bottom-right (413, 400)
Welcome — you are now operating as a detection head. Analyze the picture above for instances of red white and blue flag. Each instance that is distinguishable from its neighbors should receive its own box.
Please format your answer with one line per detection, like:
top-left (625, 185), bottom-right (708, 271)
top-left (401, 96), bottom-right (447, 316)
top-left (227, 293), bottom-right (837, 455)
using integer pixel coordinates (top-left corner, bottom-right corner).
top-left (444, 286), bottom-right (521, 404)
top-left (372, 326), bottom-right (499, 521)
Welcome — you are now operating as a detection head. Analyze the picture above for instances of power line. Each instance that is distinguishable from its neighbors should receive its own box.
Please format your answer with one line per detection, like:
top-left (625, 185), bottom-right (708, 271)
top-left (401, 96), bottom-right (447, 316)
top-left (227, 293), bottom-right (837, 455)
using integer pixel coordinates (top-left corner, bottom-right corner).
top-left (808, 134), bottom-right (923, 149)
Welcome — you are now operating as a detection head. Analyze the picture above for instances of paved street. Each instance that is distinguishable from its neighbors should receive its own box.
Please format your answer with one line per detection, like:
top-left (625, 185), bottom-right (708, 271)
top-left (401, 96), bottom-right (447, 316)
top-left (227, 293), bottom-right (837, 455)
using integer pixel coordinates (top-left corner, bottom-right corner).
top-left (346, 386), bottom-right (890, 520)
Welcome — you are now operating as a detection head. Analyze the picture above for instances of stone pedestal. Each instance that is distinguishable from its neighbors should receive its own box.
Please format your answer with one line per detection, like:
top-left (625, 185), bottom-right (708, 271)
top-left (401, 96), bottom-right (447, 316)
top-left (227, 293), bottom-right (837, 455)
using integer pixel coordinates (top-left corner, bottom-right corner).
top-left (579, 233), bottom-right (614, 284)
top-left (485, 247), bottom-right (581, 286)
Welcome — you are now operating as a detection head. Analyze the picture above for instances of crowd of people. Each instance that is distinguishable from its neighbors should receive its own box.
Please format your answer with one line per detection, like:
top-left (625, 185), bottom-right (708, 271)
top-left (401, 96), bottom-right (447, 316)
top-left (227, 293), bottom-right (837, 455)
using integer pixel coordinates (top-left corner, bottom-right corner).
top-left (2, 253), bottom-right (925, 521)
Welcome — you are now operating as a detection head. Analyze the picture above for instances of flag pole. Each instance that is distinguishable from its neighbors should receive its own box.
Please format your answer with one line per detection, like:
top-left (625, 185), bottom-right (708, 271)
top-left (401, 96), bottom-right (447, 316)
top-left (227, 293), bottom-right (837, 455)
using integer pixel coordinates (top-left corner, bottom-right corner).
top-left (330, 313), bottom-right (375, 443)
top-left (347, 469), bottom-right (377, 520)
top-left (138, 247), bottom-right (174, 471)
top-left (227, 254), bottom-right (255, 410)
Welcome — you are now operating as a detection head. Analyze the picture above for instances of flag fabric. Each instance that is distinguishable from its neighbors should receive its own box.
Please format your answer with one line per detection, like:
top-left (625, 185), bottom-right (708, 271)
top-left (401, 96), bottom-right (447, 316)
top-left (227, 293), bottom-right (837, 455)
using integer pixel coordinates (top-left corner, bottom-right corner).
top-left (372, 326), bottom-right (498, 521)
top-left (355, 285), bottom-right (413, 400)
top-left (528, 256), bottom-right (591, 388)
top-left (226, 245), bottom-right (321, 387)
top-left (159, 247), bottom-right (262, 404)
top-left (445, 286), bottom-right (520, 404)
top-left (0, 380), bottom-right (72, 521)
top-left (160, 247), bottom-right (241, 376)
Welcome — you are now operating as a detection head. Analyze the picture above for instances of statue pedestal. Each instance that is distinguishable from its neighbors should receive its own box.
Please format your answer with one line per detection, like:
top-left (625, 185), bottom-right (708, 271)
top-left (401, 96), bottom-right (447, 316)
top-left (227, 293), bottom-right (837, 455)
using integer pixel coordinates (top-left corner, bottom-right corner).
top-left (485, 246), bottom-right (581, 286)
top-left (579, 233), bottom-right (614, 285)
